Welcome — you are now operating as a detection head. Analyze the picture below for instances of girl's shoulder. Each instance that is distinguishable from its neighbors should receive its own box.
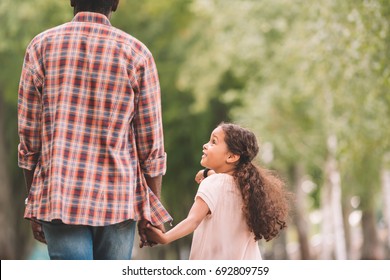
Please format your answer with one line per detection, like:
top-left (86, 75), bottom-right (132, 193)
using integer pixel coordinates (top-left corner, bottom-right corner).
top-left (200, 173), bottom-right (234, 188)
top-left (196, 173), bottom-right (235, 212)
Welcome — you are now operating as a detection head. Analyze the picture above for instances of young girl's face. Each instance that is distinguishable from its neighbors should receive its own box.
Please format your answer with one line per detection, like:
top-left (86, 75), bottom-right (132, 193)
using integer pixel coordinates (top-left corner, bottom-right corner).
top-left (201, 126), bottom-right (234, 174)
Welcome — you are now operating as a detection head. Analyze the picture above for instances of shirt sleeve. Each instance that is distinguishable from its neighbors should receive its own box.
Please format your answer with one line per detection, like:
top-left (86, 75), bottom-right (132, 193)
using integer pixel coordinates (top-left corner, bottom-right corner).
top-left (195, 175), bottom-right (222, 214)
top-left (133, 49), bottom-right (166, 177)
top-left (18, 45), bottom-right (44, 170)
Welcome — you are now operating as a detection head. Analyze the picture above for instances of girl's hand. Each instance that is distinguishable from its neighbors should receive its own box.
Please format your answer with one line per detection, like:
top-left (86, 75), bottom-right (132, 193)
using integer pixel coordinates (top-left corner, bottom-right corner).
top-left (195, 169), bottom-right (204, 184)
top-left (195, 169), bottom-right (215, 184)
top-left (145, 224), bottom-right (169, 245)
top-left (138, 220), bottom-right (160, 248)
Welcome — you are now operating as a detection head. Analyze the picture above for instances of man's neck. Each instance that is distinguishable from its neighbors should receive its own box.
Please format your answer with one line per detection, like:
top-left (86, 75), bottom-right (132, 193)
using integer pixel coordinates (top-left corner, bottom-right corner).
top-left (74, 10), bottom-right (112, 19)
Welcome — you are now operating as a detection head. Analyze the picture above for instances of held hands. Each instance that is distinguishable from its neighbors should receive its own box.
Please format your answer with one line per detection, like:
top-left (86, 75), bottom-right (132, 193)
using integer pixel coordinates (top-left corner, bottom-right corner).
top-left (145, 223), bottom-right (169, 245)
top-left (138, 169), bottom-right (215, 247)
top-left (138, 220), bottom-right (166, 248)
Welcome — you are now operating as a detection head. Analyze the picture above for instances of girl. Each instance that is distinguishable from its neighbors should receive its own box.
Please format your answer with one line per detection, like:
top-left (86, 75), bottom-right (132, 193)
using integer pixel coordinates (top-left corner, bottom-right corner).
top-left (146, 122), bottom-right (291, 259)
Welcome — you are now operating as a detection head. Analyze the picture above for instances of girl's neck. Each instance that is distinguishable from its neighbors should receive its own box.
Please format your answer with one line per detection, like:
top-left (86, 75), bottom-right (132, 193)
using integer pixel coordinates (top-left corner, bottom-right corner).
top-left (214, 166), bottom-right (235, 175)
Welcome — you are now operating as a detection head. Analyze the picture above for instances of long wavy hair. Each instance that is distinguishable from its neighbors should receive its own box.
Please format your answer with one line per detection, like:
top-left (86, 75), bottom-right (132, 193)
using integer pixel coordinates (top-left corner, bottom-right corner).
top-left (220, 123), bottom-right (291, 241)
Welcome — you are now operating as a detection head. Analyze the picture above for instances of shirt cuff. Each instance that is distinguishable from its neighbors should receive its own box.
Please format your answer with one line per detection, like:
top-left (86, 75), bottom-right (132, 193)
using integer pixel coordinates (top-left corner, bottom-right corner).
top-left (18, 144), bottom-right (40, 170)
top-left (141, 153), bottom-right (167, 177)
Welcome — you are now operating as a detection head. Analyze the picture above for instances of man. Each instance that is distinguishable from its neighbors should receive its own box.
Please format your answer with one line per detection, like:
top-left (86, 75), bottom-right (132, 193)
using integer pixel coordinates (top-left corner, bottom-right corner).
top-left (17, 0), bottom-right (171, 260)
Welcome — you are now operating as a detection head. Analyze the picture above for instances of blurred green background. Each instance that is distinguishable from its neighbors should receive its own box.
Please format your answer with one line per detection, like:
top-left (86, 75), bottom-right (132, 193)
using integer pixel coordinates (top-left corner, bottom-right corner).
top-left (1, 0), bottom-right (389, 260)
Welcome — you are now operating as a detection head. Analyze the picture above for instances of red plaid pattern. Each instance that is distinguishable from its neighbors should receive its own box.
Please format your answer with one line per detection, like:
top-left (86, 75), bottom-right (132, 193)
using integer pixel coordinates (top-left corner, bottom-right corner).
top-left (18, 12), bottom-right (172, 226)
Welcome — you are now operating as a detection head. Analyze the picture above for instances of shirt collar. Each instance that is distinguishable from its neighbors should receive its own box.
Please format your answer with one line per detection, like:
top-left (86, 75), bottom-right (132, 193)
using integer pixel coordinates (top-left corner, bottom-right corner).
top-left (72, 12), bottom-right (112, 26)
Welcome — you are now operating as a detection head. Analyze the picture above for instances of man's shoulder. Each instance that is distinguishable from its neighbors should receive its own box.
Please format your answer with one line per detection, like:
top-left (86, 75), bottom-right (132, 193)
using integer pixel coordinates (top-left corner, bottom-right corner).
top-left (110, 26), bottom-right (152, 57)
top-left (26, 21), bottom-right (153, 60)
top-left (27, 22), bottom-right (69, 48)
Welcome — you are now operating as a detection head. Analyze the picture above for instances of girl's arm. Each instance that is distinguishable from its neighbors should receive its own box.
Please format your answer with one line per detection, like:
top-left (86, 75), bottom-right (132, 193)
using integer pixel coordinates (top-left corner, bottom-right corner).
top-left (146, 197), bottom-right (210, 244)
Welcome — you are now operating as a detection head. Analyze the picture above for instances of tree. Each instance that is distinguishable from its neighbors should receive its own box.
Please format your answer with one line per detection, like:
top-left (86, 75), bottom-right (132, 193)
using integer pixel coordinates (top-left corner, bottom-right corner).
top-left (178, 0), bottom-right (390, 259)
top-left (0, 0), bottom-right (75, 259)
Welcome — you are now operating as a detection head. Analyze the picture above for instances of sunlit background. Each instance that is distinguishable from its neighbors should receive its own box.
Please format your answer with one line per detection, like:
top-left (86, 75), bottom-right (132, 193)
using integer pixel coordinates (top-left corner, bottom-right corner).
top-left (1, 0), bottom-right (389, 260)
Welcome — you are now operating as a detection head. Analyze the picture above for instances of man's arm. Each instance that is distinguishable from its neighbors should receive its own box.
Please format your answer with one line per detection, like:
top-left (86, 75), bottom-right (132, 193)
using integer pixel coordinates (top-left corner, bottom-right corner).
top-left (22, 167), bottom-right (46, 243)
top-left (138, 175), bottom-right (165, 248)
top-left (23, 168), bottom-right (35, 194)
top-left (145, 175), bottom-right (162, 199)
top-left (134, 50), bottom-right (167, 247)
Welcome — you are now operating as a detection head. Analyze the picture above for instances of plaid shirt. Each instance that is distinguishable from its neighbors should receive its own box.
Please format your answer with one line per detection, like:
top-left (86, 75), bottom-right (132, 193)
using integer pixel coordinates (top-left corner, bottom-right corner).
top-left (18, 12), bottom-right (172, 226)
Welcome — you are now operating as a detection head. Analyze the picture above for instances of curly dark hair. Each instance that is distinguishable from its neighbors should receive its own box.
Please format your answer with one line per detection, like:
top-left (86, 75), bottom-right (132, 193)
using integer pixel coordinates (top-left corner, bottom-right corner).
top-left (220, 123), bottom-right (291, 241)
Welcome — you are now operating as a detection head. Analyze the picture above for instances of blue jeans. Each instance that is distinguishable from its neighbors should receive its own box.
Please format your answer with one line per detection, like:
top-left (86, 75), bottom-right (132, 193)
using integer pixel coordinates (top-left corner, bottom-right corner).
top-left (42, 219), bottom-right (136, 260)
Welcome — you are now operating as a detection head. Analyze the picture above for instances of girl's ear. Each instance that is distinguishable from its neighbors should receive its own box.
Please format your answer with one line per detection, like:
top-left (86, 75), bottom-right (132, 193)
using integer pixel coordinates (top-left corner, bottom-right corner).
top-left (226, 153), bottom-right (240, 164)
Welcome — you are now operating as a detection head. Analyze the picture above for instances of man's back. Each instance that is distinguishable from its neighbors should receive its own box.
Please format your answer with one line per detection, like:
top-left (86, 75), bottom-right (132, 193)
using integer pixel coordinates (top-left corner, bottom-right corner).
top-left (18, 0), bottom-right (170, 259)
top-left (19, 12), bottom-right (169, 227)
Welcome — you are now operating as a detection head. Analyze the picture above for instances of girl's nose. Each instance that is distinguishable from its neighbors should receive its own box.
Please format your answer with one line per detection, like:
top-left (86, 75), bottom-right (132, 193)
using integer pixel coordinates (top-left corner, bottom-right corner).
top-left (203, 143), bottom-right (208, 150)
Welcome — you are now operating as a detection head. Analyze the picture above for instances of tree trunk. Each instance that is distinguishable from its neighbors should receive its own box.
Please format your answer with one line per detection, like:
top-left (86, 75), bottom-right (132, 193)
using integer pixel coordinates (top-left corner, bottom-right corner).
top-left (291, 164), bottom-right (311, 259)
top-left (381, 153), bottom-right (390, 258)
top-left (0, 91), bottom-right (32, 259)
top-left (329, 162), bottom-right (347, 259)
top-left (268, 230), bottom-right (289, 259)
top-left (0, 92), bottom-right (16, 259)
top-left (320, 171), bottom-right (333, 259)
top-left (360, 209), bottom-right (382, 259)
top-left (343, 194), bottom-right (358, 259)
top-left (321, 135), bottom-right (347, 259)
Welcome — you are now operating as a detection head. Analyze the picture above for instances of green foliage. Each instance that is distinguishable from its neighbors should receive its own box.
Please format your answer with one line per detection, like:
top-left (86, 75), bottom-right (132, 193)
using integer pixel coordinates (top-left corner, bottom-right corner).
top-left (0, 0), bottom-right (70, 102)
top-left (178, 0), bottom-right (390, 211)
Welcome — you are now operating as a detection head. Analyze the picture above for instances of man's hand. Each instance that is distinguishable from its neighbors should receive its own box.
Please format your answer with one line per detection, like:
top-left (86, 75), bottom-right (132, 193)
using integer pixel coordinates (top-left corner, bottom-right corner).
top-left (145, 223), bottom-right (168, 245)
top-left (138, 220), bottom-right (166, 248)
top-left (23, 169), bottom-right (46, 243)
top-left (31, 220), bottom-right (46, 244)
